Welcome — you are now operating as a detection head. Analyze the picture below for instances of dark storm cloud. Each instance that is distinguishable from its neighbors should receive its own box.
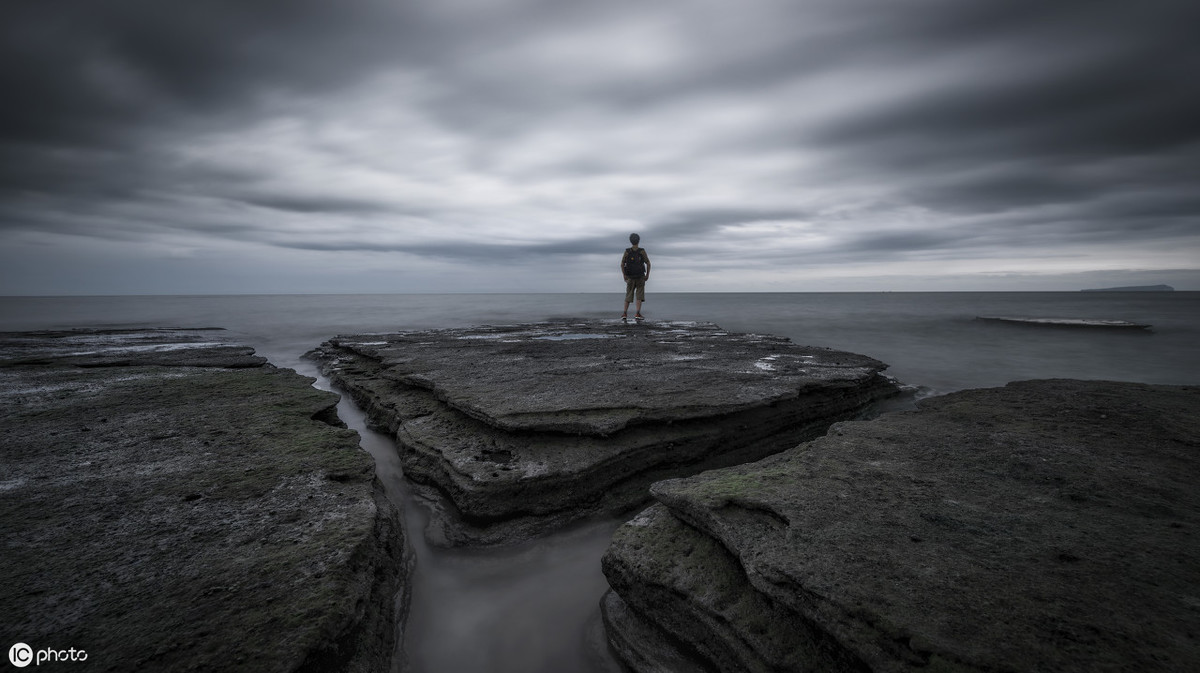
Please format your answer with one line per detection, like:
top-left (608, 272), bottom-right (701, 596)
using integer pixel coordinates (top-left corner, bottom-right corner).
top-left (2, 0), bottom-right (1198, 292)
top-left (907, 169), bottom-right (1101, 214)
top-left (802, 0), bottom-right (1200, 219)
top-left (237, 195), bottom-right (411, 216)
top-left (273, 238), bottom-right (609, 260)
top-left (815, 59), bottom-right (1200, 170)
top-left (0, 0), bottom-right (428, 232)
top-left (0, 2), bottom-right (393, 272)
top-left (0, 1), bottom-right (413, 145)
top-left (839, 230), bottom-right (966, 255)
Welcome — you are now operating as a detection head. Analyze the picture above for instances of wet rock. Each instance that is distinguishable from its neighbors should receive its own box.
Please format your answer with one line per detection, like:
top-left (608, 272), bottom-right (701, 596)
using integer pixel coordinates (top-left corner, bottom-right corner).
top-left (0, 329), bottom-right (411, 673)
top-left (0, 327), bottom-right (268, 367)
top-left (975, 316), bottom-right (1152, 330)
top-left (1081, 284), bottom-right (1175, 292)
top-left (307, 320), bottom-right (899, 546)
top-left (603, 379), bottom-right (1200, 673)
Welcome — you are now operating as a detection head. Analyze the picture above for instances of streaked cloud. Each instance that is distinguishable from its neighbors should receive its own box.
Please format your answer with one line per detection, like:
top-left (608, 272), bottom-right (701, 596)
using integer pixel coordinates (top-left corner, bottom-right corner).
top-left (2, 0), bottom-right (1198, 294)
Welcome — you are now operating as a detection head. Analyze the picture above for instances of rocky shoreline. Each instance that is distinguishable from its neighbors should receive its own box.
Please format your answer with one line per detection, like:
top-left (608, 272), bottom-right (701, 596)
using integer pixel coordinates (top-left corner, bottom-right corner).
top-left (307, 320), bottom-right (901, 546)
top-left (0, 329), bottom-right (411, 673)
top-left (602, 379), bottom-right (1200, 672)
top-left (7, 324), bottom-right (1196, 672)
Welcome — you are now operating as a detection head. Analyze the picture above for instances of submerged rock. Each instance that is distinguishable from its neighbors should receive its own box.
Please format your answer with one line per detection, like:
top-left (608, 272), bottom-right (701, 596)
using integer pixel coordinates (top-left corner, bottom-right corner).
top-left (976, 316), bottom-right (1152, 330)
top-left (1081, 284), bottom-right (1175, 292)
top-left (307, 320), bottom-right (899, 546)
top-left (0, 329), bottom-right (411, 673)
top-left (603, 379), bottom-right (1200, 672)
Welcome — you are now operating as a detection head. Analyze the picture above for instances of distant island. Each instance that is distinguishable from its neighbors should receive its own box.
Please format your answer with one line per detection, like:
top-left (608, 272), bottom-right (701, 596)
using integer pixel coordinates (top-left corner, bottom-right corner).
top-left (1081, 284), bottom-right (1175, 292)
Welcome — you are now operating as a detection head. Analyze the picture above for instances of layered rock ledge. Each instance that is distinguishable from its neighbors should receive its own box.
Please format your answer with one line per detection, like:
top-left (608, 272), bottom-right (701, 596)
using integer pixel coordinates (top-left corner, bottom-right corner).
top-left (602, 379), bottom-right (1200, 672)
top-left (0, 329), bottom-right (411, 673)
top-left (307, 320), bottom-right (899, 546)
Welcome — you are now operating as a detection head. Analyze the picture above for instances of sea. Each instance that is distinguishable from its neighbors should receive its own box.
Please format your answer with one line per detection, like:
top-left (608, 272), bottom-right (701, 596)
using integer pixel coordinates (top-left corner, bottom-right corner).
top-left (3, 292), bottom-right (1198, 672)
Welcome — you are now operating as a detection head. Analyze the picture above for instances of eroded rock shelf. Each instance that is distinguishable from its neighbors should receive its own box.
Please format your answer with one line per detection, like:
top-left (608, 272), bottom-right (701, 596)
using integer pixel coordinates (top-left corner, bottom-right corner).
top-left (308, 320), bottom-right (900, 546)
top-left (8, 324), bottom-right (1196, 672)
top-left (0, 329), bottom-right (410, 673)
top-left (602, 379), bottom-right (1200, 672)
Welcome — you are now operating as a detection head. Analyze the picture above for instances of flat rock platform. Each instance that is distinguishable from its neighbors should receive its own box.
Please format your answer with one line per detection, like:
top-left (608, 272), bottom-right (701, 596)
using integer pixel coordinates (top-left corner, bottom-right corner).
top-left (0, 329), bottom-right (410, 673)
top-left (602, 379), bottom-right (1200, 672)
top-left (308, 320), bottom-right (900, 546)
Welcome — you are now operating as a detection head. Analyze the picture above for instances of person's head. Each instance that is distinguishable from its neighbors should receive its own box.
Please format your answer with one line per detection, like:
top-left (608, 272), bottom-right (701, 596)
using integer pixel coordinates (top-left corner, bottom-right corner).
top-left (629, 232), bottom-right (640, 245)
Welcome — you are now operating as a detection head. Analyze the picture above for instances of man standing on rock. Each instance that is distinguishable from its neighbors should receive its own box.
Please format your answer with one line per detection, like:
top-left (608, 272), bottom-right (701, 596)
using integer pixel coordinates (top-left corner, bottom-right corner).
top-left (621, 232), bottom-right (651, 322)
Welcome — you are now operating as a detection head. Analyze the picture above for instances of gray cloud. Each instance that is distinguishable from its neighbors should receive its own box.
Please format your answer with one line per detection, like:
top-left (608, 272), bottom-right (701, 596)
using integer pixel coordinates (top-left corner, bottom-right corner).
top-left (2, 0), bottom-right (1198, 293)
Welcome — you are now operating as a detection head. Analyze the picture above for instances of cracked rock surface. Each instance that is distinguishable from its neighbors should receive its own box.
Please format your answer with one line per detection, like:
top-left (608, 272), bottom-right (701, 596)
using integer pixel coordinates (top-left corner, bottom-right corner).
top-left (307, 320), bottom-right (899, 546)
top-left (0, 329), bottom-right (410, 673)
top-left (603, 379), bottom-right (1200, 673)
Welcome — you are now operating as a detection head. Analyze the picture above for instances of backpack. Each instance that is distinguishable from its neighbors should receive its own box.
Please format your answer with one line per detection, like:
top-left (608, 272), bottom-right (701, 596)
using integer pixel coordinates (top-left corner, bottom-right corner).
top-left (623, 247), bottom-right (646, 278)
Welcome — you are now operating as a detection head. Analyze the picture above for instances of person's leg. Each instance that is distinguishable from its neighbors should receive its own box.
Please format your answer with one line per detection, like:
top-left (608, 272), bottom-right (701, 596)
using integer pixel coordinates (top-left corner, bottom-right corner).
top-left (623, 279), bottom-right (634, 316)
top-left (635, 279), bottom-right (645, 316)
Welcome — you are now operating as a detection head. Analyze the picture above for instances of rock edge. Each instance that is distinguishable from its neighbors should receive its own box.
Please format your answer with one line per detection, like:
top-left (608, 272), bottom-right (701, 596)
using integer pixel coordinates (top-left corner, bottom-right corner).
top-left (0, 329), bottom-right (412, 673)
top-left (308, 320), bottom-right (901, 546)
top-left (603, 379), bottom-right (1200, 672)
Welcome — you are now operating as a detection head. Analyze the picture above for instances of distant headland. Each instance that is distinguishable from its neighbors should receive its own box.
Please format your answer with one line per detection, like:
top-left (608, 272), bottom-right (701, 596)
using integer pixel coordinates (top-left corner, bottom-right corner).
top-left (1081, 284), bottom-right (1175, 292)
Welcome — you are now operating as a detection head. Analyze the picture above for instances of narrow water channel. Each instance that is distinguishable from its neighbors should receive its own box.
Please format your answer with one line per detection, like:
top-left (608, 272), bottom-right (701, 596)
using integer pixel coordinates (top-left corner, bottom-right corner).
top-left (310, 368), bottom-right (623, 672)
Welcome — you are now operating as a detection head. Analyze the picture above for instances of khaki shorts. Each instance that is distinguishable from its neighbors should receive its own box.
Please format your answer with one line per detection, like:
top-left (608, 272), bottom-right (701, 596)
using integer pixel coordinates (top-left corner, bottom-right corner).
top-left (625, 277), bottom-right (646, 303)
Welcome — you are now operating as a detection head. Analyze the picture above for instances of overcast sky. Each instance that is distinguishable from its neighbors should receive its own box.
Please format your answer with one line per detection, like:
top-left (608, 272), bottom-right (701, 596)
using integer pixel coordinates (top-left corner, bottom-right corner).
top-left (2, 0), bottom-right (1198, 294)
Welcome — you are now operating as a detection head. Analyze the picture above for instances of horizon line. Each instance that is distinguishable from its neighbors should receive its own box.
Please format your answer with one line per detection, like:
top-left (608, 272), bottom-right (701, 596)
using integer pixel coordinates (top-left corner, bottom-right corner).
top-left (1, 289), bottom-right (1193, 299)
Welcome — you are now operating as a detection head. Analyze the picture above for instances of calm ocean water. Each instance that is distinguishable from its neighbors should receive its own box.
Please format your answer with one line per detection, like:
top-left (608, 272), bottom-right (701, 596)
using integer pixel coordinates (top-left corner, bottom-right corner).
top-left (2, 292), bottom-right (1197, 393)
top-left (3, 292), bottom-right (1197, 672)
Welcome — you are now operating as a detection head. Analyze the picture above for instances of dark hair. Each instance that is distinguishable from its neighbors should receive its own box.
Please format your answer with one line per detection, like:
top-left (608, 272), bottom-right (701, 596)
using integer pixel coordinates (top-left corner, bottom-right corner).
top-left (629, 232), bottom-right (640, 244)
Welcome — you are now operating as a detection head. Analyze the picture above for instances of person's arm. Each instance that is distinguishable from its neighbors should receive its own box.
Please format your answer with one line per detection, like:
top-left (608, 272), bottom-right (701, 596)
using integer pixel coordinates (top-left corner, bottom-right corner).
top-left (642, 250), bottom-right (651, 280)
top-left (620, 251), bottom-right (628, 280)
